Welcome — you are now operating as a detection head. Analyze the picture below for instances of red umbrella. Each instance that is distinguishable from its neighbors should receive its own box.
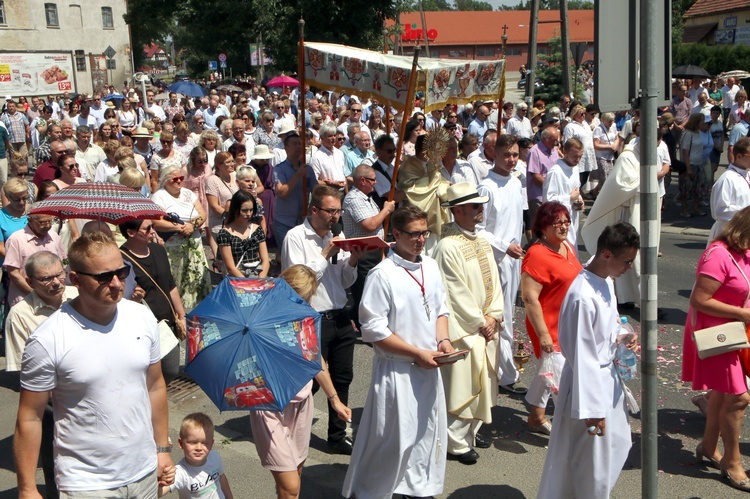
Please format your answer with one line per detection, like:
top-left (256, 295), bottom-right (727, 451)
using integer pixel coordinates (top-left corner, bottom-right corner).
top-left (30, 182), bottom-right (167, 224)
top-left (266, 75), bottom-right (299, 88)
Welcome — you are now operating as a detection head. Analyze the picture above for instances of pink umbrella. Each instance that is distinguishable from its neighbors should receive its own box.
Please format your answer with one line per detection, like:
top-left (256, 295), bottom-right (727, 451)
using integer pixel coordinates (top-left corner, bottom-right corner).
top-left (266, 75), bottom-right (299, 88)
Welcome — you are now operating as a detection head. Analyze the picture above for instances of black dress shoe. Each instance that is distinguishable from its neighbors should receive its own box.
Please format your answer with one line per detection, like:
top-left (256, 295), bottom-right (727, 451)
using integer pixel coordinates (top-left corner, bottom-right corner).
top-left (327, 436), bottom-right (353, 455)
top-left (474, 432), bottom-right (492, 448)
top-left (618, 302), bottom-right (636, 310)
top-left (499, 382), bottom-right (528, 395)
top-left (447, 449), bottom-right (479, 464)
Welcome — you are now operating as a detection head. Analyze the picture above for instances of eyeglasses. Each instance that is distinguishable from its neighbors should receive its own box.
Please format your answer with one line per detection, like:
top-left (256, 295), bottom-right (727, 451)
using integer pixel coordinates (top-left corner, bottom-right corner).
top-left (64, 162), bottom-right (79, 169)
top-left (336, 137), bottom-right (346, 142)
top-left (31, 218), bottom-right (54, 227)
top-left (315, 206), bottom-right (343, 216)
top-left (552, 220), bottom-right (571, 228)
top-left (195, 158), bottom-right (208, 164)
top-left (196, 121), bottom-right (206, 125)
top-left (351, 109), bottom-right (362, 113)
top-left (160, 140), bottom-right (173, 144)
top-left (448, 115), bottom-right (457, 118)
top-left (264, 118), bottom-right (274, 123)
top-left (383, 148), bottom-right (396, 153)
top-left (170, 176), bottom-right (185, 182)
top-left (14, 172), bottom-right (29, 177)
top-left (416, 118), bottom-right (425, 122)
top-left (139, 224), bottom-right (154, 233)
top-left (399, 229), bottom-right (431, 241)
top-left (362, 176), bottom-right (377, 183)
top-left (34, 269), bottom-right (67, 286)
top-left (76, 265), bottom-right (131, 284)
top-left (9, 194), bottom-right (28, 202)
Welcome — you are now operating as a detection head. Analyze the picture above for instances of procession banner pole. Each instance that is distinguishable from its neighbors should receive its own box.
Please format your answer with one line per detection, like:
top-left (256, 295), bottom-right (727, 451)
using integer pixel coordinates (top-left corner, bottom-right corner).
top-left (298, 17), bottom-right (308, 217)
top-left (383, 45), bottom-right (421, 238)
top-left (384, 28), bottom-right (392, 136)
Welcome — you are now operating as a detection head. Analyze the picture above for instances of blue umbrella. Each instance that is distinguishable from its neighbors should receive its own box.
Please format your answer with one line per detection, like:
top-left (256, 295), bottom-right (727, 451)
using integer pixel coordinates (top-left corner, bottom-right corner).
top-left (103, 94), bottom-right (125, 101)
top-left (185, 277), bottom-right (322, 412)
top-left (167, 81), bottom-right (206, 98)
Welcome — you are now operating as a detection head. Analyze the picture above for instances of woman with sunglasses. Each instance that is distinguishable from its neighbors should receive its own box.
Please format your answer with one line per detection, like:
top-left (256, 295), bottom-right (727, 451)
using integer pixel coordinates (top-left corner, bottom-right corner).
top-left (151, 166), bottom-right (210, 311)
top-left (173, 121), bottom-right (195, 159)
top-left (120, 217), bottom-right (187, 383)
top-left (521, 201), bottom-right (583, 436)
top-left (149, 131), bottom-right (186, 193)
top-left (2, 155), bottom-right (37, 207)
top-left (252, 110), bottom-right (281, 150)
top-left (53, 153), bottom-right (87, 190)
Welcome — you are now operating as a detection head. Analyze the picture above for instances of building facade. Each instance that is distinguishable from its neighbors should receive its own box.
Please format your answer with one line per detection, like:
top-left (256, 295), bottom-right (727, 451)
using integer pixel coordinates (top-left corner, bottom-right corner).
top-left (390, 10), bottom-right (595, 71)
top-left (683, 0), bottom-right (750, 46)
top-left (0, 0), bottom-right (132, 96)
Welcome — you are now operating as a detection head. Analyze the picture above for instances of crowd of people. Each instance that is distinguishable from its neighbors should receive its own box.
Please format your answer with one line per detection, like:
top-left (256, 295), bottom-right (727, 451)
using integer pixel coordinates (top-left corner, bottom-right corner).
top-left (2, 68), bottom-right (749, 498)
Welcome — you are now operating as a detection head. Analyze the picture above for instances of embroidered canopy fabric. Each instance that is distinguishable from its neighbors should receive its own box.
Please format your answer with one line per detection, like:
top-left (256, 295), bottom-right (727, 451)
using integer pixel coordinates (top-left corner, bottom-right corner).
top-left (303, 42), bottom-right (505, 113)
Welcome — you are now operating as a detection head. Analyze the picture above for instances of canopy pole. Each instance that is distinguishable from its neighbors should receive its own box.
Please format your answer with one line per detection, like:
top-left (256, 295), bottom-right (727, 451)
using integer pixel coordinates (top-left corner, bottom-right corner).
top-left (383, 46), bottom-right (421, 238)
top-left (298, 17), bottom-right (308, 217)
top-left (383, 28), bottom-right (392, 136)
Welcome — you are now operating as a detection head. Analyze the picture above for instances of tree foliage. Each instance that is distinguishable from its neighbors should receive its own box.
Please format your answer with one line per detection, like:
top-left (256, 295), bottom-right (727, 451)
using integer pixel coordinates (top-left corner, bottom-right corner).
top-left (123, 0), bottom-right (178, 68)
top-left (674, 43), bottom-right (750, 76)
top-left (499, 0), bottom-right (593, 10)
top-left (534, 36), bottom-right (568, 103)
top-left (411, 0), bottom-right (494, 11)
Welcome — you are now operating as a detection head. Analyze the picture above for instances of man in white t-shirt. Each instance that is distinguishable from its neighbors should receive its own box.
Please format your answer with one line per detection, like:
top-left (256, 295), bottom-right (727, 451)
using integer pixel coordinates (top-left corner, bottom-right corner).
top-left (722, 76), bottom-right (740, 129)
top-left (14, 231), bottom-right (175, 496)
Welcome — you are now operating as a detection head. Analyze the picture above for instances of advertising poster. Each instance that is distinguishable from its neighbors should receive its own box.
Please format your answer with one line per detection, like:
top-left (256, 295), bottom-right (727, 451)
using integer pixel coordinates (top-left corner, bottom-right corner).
top-left (0, 52), bottom-right (75, 95)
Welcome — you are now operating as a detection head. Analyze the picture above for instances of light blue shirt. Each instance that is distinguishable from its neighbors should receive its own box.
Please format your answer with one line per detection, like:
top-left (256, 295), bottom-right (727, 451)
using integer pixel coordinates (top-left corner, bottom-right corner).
top-left (344, 148), bottom-right (376, 176)
top-left (467, 117), bottom-right (489, 145)
top-left (729, 121), bottom-right (749, 147)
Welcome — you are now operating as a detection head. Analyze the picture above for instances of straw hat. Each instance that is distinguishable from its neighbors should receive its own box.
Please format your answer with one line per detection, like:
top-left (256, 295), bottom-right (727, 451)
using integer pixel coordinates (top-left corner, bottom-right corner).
top-left (440, 182), bottom-right (489, 207)
top-left (251, 144), bottom-right (275, 160)
top-left (132, 127), bottom-right (152, 138)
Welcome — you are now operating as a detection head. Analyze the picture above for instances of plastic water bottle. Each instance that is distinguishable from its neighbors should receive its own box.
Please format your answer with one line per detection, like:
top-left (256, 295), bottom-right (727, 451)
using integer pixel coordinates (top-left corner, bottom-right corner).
top-left (615, 317), bottom-right (637, 381)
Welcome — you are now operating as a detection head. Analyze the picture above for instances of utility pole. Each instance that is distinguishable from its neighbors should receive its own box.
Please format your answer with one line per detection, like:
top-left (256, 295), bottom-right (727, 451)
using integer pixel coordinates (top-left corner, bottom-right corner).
top-left (640, 0), bottom-right (659, 494)
top-left (560, 0), bottom-right (572, 98)
top-left (525, 0), bottom-right (540, 104)
top-left (418, 0), bottom-right (430, 54)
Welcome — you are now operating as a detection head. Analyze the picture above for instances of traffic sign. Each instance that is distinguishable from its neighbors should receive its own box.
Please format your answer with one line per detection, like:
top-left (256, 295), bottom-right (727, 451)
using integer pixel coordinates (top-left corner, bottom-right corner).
top-left (208, 61), bottom-right (217, 70)
top-left (219, 61), bottom-right (227, 69)
top-left (218, 52), bottom-right (227, 63)
top-left (104, 45), bottom-right (116, 59)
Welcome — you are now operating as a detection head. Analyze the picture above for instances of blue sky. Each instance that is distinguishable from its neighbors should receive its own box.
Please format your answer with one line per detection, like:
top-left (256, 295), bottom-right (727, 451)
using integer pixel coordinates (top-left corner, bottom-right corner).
top-left (484, 0), bottom-right (522, 7)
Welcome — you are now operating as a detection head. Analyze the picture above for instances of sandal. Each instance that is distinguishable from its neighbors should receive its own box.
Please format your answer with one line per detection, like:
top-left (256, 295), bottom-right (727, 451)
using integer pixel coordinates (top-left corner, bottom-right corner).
top-left (722, 467), bottom-right (750, 492)
top-left (528, 420), bottom-right (552, 435)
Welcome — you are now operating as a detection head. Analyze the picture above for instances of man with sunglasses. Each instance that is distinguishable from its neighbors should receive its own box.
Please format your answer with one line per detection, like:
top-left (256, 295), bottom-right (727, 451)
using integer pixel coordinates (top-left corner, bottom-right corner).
top-left (15, 231), bottom-right (175, 496)
top-left (89, 93), bottom-right (106, 127)
top-left (4, 210), bottom-right (66, 307)
top-left (281, 185), bottom-right (366, 455)
top-left (467, 105), bottom-right (491, 146)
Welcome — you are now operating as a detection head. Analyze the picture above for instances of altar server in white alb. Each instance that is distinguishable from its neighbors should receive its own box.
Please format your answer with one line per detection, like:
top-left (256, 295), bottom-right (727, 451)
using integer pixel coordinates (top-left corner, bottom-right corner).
top-left (433, 183), bottom-right (505, 464)
top-left (476, 133), bottom-right (527, 394)
top-left (708, 136), bottom-right (750, 243)
top-left (543, 137), bottom-right (585, 252)
top-left (342, 205), bottom-right (453, 499)
top-left (537, 222), bottom-right (640, 499)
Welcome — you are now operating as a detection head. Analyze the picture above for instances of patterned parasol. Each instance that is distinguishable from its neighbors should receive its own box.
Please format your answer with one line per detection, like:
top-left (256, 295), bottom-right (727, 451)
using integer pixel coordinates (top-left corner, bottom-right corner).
top-left (29, 182), bottom-right (167, 224)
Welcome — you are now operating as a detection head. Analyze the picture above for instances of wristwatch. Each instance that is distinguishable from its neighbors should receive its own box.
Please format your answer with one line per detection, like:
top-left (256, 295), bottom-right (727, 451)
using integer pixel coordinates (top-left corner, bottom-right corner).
top-left (156, 445), bottom-right (172, 453)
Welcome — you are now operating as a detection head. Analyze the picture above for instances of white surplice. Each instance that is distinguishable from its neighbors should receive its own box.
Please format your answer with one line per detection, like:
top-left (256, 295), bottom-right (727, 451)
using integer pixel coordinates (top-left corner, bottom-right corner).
top-left (708, 164), bottom-right (750, 243)
top-left (543, 159), bottom-right (581, 252)
top-left (537, 270), bottom-right (632, 499)
top-left (581, 145), bottom-right (641, 304)
top-left (342, 251), bottom-right (449, 499)
top-left (477, 170), bottom-right (524, 385)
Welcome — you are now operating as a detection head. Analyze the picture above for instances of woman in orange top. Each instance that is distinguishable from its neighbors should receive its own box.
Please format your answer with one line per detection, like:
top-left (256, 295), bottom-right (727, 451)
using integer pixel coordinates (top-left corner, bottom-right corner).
top-left (521, 201), bottom-right (583, 434)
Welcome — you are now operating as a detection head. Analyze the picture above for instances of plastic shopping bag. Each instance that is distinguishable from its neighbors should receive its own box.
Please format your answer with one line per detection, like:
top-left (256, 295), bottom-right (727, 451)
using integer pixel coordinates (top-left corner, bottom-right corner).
top-left (539, 352), bottom-right (561, 395)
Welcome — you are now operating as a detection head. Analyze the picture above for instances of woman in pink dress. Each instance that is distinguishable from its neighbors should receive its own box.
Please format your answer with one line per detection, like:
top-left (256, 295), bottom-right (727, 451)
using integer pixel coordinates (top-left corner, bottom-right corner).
top-left (682, 205), bottom-right (750, 492)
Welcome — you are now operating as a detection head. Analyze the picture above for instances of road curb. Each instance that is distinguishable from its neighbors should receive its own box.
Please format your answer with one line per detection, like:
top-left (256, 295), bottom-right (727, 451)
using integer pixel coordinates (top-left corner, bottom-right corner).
top-left (660, 225), bottom-right (710, 237)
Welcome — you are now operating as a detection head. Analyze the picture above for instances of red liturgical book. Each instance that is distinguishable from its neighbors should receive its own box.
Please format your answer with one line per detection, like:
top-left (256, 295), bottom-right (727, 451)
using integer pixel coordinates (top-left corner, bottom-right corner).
top-left (331, 236), bottom-right (390, 252)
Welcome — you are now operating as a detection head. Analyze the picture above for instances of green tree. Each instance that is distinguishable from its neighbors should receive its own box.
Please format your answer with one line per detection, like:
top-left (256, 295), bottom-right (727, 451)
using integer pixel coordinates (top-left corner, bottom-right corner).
top-left (500, 0), bottom-right (593, 10)
top-left (534, 35), bottom-right (568, 104)
top-left (414, 0), bottom-right (453, 10)
top-left (123, 0), bottom-right (178, 69)
top-left (454, 0), bottom-right (494, 10)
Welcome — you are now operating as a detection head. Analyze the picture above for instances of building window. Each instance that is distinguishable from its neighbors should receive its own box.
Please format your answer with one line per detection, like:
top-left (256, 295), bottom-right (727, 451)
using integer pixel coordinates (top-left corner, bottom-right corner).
top-left (0, 1), bottom-right (6, 25)
top-left (45, 3), bottom-right (58, 27)
top-left (75, 50), bottom-right (86, 72)
top-left (506, 48), bottom-right (522, 56)
top-left (106, 59), bottom-right (116, 70)
top-left (448, 50), bottom-right (466, 58)
top-left (476, 48), bottom-right (496, 57)
top-left (101, 7), bottom-right (113, 28)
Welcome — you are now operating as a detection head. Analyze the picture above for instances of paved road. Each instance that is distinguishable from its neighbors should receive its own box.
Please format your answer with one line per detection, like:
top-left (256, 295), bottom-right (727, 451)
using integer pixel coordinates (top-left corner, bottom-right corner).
top-left (0, 100), bottom-right (744, 497)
